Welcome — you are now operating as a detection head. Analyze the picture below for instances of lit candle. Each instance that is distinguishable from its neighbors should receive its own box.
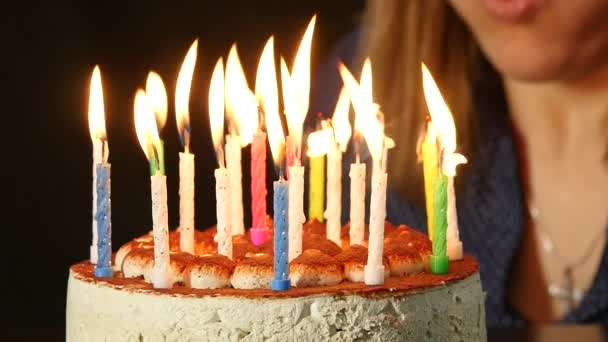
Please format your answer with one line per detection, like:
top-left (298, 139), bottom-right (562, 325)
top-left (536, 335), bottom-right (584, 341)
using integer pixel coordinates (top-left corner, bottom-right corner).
top-left (421, 64), bottom-right (467, 274)
top-left (421, 121), bottom-right (438, 241)
top-left (265, 66), bottom-right (290, 291)
top-left (175, 40), bottom-right (197, 253)
top-left (340, 60), bottom-right (393, 285)
top-left (250, 37), bottom-right (277, 246)
top-left (134, 89), bottom-right (171, 288)
top-left (145, 72), bottom-right (168, 176)
top-left (88, 66), bottom-right (108, 264)
top-left (280, 16), bottom-right (316, 261)
top-left (88, 66), bottom-right (112, 276)
top-left (225, 44), bottom-right (257, 237)
top-left (327, 88), bottom-right (352, 245)
top-left (209, 57), bottom-right (233, 259)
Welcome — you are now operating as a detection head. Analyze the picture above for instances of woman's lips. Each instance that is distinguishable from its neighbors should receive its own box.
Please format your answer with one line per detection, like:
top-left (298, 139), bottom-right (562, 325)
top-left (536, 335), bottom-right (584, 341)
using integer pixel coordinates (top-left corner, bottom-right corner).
top-left (482, 0), bottom-right (539, 21)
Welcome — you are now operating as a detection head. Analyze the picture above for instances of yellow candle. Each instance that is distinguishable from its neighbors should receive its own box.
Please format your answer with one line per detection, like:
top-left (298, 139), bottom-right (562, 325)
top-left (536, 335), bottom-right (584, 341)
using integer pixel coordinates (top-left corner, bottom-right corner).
top-left (308, 155), bottom-right (325, 222)
top-left (422, 122), bottom-right (438, 240)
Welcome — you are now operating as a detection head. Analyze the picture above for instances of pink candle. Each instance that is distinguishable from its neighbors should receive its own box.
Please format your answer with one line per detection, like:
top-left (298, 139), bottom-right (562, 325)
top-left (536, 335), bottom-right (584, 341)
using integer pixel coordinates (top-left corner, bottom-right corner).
top-left (285, 135), bottom-right (300, 179)
top-left (250, 132), bottom-right (269, 245)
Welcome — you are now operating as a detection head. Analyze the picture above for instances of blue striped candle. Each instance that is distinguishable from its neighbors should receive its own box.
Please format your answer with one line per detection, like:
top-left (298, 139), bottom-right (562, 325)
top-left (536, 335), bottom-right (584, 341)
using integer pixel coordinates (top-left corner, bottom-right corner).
top-left (94, 163), bottom-right (113, 278)
top-left (271, 178), bottom-right (290, 291)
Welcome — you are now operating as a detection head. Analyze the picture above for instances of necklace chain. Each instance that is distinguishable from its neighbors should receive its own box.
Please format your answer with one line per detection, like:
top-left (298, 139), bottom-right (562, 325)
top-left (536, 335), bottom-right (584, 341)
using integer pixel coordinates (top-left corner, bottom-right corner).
top-left (528, 205), bottom-right (607, 311)
top-left (529, 206), bottom-right (607, 269)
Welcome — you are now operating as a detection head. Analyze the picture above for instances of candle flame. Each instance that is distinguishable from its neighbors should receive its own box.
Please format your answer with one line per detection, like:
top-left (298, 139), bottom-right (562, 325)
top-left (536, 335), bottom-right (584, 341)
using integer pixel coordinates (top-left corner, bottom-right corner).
top-left (88, 65), bottom-right (106, 141)
top-left (225, 44), bottom-right (258, 146)
top-left (306, 126), bottom-right (333, 157)
top-left (281, 15), bottom-right (316, 149)
top-left (209, 57), bottom-right (225, 163)
top-left (145, 72), bottom-right (168, 131)
top-left (338, 60), bottom-right (384, 162)
top-left (255, 36), bottom-right (278, 133)
top-left (280, 57), bottom-right (296, 133)
top-left (263, 53), bottom-right (286, 167)
top-left (332, 87), bottom-right (352, 152)
top-left (134, 89), bottom-right (161, 162)
top-left (421, 63), bottom-right (467, 176)
top-left (175, 40), bottom-right (198, 148)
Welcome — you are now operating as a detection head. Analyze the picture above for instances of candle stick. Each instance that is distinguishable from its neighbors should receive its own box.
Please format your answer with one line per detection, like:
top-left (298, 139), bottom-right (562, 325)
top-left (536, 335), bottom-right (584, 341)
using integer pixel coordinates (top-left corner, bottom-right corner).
top-left (226, 134), bottom-right (245, 236)
top-left (446, 176), bottom-right (463, 260)
top-left (88, 66), bottom-right (107, 264)
top-left (272, 177), bottom-right (290, 290)
top-left (175, 40), bottom-right (198, 253)
top-left (365, 165), bottom-right (388, 285)
top-left (94, 154), bottom-right (113, 277)
top-left (134, 89), bottom-right (171, 288)
top-left (307, 125), bottom-right (332, 238)
top-left (349, 162), bottom-right (366, 245)
top-left (215, 167), bottom-right (233, 258)
top-left (178, 151), bottom-right (194, 252)
top-left (288, 165), bottom-right (305, 261)
top-left (325, 141), bottom-right (341, 244)
top-left (308, 134), bottom-right (325, 222)
top-left (422, 121), bottom-right (438, 241)
top-left (421, 63), bottom-right (468, 273)
top-left (431, 170), bottom-right (449, 274)
top-left (151, 171), bottom-right (171, 287)
top-left (250, 131), bottom-right (269, 245)
top-left (90, 139), bottom-right (103, 264)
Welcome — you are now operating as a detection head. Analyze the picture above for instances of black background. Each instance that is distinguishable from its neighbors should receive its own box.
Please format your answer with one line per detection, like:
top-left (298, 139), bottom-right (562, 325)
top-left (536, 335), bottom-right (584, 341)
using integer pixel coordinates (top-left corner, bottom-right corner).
top-left (8, 1), bottom-right (364, 339)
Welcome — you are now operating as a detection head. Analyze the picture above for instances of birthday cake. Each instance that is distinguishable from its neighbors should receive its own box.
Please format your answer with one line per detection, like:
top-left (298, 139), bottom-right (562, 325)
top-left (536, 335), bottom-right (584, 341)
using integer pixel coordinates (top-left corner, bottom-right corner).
top-left (66, 222), bottom-right (486, 341)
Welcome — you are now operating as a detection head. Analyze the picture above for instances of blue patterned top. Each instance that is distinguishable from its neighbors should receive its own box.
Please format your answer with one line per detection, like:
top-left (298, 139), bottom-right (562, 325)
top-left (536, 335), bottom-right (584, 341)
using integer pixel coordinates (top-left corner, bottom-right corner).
top-left (307, 32), bottom-right (608, 327)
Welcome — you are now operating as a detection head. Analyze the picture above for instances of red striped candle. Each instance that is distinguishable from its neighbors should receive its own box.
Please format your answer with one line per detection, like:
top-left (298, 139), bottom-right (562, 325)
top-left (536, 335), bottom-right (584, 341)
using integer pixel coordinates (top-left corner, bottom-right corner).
top-left (250, 132), bottom-right (269, 245)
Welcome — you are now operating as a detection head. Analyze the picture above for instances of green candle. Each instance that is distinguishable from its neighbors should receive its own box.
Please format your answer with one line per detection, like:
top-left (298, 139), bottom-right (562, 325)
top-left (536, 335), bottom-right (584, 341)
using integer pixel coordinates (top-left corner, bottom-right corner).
top-left (149, 139), bottom-right (166, 176)
top-left (430, 170), bottom-right (449, 274)
top-left (308, 155), bottom-right (325, 222)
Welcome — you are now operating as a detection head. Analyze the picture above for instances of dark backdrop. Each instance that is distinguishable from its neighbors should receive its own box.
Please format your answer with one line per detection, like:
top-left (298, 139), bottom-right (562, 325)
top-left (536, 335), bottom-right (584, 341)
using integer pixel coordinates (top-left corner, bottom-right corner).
top-left (8, 1), bottom-right (364, 339)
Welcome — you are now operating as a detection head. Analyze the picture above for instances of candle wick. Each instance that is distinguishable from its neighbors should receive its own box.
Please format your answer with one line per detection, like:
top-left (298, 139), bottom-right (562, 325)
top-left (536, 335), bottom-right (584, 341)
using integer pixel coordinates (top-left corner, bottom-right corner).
top-left (216, 146), bottom-right (225, 169)
top-left (151, 144), bottom-right (161, 175)
top-left (183, 130), bottom-right (191, 154)
top-left (99, 136), bottom-right (108, 163)
top-left (257, 104), bottom-right (266, 133)
top-left (355, 133), bottom-right (361, 164)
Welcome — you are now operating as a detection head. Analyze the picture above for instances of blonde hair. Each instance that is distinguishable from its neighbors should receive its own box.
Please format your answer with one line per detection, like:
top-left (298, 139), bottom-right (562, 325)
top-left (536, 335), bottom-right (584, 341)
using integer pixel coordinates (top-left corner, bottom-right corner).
top-left (361, 0), bottom-right (479, 202)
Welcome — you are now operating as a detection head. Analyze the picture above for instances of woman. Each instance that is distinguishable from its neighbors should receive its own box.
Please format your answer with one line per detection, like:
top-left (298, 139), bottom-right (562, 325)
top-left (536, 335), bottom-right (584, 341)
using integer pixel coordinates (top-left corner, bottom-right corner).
top-left (310, 0), bottom-right (608, 326)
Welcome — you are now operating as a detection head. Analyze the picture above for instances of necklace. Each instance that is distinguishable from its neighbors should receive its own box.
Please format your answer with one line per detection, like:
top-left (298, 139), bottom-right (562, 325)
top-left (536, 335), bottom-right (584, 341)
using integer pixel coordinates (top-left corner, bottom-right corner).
top-left (528, 206), bottom-right (607, 312)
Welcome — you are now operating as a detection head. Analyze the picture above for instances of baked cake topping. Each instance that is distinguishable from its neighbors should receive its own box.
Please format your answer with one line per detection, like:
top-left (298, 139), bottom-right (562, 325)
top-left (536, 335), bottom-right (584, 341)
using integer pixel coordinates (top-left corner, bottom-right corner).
top-left (114, 222), bottom-right (436, 290)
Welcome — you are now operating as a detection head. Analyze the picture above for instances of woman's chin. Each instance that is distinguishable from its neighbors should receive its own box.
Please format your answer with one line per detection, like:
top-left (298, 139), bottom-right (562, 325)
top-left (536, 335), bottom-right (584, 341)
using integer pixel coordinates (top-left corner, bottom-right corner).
top-left (480, 39), bottom-right (575, 82)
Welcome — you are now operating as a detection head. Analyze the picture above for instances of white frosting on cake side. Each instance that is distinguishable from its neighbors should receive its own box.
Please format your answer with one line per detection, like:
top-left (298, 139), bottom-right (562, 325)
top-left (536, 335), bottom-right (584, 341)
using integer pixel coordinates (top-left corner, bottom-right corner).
top-left (66, 270), bottom-right (486, 341)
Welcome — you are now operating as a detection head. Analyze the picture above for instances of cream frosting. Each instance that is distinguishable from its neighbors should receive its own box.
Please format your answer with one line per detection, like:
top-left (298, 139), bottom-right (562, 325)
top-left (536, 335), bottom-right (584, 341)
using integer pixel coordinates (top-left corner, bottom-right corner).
top-left (67, 269), bottom-right (486, 341)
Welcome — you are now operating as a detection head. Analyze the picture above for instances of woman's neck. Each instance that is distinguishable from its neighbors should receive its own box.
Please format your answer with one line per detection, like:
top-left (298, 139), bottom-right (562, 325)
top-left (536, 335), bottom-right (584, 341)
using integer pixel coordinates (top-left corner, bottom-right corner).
top-left (504, 65), bottom-right (608, 160)
top-left (504, 63), bottom-right (608, 322)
